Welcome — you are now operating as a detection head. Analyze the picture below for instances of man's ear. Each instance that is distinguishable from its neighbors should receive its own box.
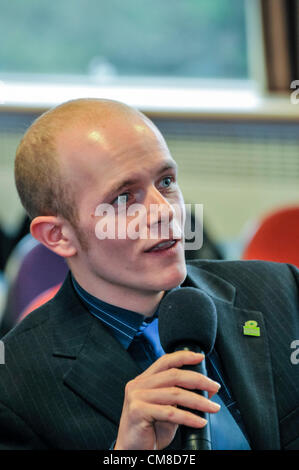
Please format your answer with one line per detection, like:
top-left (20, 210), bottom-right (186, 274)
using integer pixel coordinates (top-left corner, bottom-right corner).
top-left (30, 216), bottom-right (77, 258)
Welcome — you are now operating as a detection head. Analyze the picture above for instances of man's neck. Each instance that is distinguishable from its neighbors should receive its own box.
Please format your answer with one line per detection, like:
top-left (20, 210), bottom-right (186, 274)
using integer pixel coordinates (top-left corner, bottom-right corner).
top-left (71, 269), bottom-right (165, 317)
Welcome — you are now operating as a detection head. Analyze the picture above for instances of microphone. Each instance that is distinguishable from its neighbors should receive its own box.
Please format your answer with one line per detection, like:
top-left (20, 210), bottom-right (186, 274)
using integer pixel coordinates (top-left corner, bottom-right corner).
top-left (158, 287), bottom-right (217, 450)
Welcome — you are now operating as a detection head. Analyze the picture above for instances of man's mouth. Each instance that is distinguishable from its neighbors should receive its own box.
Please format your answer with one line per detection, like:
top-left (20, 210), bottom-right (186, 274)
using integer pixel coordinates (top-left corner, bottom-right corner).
top-left (145, 239), bottom-right (178, 253)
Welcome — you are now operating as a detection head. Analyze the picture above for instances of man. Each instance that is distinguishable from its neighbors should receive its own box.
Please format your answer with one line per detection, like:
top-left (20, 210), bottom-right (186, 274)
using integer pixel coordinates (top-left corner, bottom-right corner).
top-left (0, 98), bottom-right (298, 450)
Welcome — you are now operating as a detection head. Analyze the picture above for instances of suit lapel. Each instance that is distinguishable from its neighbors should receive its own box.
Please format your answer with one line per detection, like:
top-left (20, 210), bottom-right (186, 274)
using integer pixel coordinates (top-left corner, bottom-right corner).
top-left (185, 262), bottom-right (280, 449)
top-left (51, 273), bottom-right (140, 425)
top-left (63, 319), bottom-right (140, 425)
top-left (214, 299), bottom-right (280, 449)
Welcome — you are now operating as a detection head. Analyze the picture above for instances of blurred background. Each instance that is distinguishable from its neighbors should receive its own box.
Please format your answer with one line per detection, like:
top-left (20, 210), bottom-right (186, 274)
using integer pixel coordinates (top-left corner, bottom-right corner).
top-left (0, 0), bottom-right (299, 333)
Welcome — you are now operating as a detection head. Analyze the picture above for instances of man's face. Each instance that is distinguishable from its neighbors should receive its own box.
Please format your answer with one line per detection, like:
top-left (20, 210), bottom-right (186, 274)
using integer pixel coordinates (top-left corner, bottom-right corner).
top-left (57, 110), bottom-right (187, 302)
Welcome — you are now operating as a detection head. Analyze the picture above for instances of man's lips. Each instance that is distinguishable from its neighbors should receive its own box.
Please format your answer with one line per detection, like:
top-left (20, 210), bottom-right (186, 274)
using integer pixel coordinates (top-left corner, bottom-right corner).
top-left (144, 239), bottom-right (180, 253)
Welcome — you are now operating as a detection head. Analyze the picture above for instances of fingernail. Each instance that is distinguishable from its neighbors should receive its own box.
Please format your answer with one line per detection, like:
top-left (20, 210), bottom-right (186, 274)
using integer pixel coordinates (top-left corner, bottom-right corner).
top-left (207, 378), bottom-right (221, 388)
top-left (210, 401), bottom-right (221, 411)
top-left (210, 379), bottom-right (221, 389)
top-left (198, 417), bottom-right (208, 426)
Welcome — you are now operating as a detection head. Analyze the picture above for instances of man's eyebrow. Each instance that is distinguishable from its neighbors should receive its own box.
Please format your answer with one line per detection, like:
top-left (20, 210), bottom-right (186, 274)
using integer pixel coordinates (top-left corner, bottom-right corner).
top-left (159, 161), bottom-right (178, 173)
top-left (103, 160), bottom-right (178, 200)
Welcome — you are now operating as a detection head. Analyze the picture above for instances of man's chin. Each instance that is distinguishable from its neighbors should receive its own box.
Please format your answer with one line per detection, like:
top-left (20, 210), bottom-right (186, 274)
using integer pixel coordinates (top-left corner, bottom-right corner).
top-left (153, 262), bottom-right (187, 292)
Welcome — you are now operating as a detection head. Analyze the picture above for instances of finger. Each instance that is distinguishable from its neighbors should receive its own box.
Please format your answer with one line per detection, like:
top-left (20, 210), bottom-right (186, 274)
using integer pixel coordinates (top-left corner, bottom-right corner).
top-left (134, 368), bottom-right (220, 396)
top-left (140, 403), bottom-right (208, 429)
top-left (140, 350), bottom-right (205, 376)
top-left (136, 387), bottom-right (221, 414)
top-left (208, 384), bottom-right (221, 399)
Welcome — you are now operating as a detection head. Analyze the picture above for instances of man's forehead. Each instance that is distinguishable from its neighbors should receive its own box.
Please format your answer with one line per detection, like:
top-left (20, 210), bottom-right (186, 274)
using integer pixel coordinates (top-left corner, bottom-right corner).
top-left (53, 112), bottom-right (176, 207)
top-left (55, 104), bottom-right (172, 185)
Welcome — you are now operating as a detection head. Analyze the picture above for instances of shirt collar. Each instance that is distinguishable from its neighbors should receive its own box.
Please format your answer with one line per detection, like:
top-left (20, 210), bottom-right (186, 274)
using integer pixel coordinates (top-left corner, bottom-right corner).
top-left (71, 274), bottom-right (159, 349)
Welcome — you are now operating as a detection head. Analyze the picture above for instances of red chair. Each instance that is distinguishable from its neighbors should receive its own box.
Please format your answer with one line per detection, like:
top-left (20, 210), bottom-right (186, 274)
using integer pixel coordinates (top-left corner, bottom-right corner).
top-left (242, 205), bottom-right (299, 268)
top-left (18, 283), bottom-right (62, 323)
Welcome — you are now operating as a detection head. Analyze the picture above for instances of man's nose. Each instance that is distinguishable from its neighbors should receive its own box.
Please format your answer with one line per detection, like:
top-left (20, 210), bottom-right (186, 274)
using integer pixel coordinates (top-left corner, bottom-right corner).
top-left (145, 186), bottom-right (174, 228)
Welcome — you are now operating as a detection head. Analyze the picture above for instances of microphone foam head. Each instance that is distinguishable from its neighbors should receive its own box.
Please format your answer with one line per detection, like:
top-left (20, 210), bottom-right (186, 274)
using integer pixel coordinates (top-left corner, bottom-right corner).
top-left (158, 287), bottom-right (217, 355)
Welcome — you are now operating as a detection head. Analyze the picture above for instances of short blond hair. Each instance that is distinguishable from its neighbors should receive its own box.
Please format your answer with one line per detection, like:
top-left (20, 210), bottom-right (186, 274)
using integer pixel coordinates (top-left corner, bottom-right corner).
top-left (15, 106), bottom-right (79, 226)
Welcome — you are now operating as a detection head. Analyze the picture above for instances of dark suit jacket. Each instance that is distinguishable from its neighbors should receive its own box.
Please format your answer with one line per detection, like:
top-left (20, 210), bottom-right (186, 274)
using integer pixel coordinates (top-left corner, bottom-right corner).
top-left (0, 260), bottom-right (298, 450)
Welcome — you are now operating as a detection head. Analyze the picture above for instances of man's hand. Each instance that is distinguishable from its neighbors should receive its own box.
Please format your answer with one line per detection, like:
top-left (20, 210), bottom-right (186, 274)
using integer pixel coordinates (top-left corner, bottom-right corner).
top-left (114, 351), bottom-right (221, 450)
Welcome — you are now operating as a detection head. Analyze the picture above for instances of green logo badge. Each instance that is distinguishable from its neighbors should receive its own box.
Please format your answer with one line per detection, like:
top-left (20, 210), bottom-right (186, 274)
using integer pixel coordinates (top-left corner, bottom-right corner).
top-left (243, 320), bottom-right (260, 337)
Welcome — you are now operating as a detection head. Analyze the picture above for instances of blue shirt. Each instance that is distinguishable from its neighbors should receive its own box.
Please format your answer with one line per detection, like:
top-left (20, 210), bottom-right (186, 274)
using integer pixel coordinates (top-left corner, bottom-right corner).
top-left (71, 275), bottom-right (251, 450)
top-left (72, 275), bottom-right (157, 349)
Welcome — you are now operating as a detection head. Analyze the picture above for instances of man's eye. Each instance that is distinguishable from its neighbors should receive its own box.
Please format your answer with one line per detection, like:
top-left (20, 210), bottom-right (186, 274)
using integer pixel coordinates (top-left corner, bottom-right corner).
top-left (112, 193), bottom-right (130, 206)
top-left (160, 176), bottom-right (174, 188)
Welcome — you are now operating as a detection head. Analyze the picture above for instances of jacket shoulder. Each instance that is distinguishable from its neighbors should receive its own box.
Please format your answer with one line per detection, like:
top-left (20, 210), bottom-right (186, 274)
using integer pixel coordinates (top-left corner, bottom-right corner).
top-left (1, 298), bottom-right (53, 344)
top-left (186, 258), bottom-right (298, 282)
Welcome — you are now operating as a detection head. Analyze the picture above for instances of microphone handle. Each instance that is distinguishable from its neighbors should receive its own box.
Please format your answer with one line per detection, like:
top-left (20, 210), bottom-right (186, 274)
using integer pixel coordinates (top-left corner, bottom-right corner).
top-left (174, 345), bottom-right (212, 451)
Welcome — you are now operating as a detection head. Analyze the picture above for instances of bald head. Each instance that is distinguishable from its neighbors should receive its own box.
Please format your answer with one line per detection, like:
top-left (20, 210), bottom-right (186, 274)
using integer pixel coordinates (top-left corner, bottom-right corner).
top-left (14, 98), bottom-right (162, 226)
